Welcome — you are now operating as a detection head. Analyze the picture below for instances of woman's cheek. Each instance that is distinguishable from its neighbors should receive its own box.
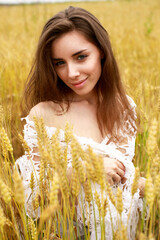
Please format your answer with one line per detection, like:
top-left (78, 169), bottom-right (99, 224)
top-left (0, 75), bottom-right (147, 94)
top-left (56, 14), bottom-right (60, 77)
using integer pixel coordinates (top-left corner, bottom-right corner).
top-left (56, 69), bottom-right (65, 81)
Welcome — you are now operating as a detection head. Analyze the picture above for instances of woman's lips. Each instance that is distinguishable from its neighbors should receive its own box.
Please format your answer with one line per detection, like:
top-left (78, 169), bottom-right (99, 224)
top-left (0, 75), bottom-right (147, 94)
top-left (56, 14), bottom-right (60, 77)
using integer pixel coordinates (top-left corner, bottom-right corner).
top-left (71, 78), bottom-right (87, 88)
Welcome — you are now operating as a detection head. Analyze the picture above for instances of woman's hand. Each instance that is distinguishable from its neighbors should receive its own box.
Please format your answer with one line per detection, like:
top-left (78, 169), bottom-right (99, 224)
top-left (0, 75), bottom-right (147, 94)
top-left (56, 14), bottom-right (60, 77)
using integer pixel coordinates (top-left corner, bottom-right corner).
top-left (103, 157), bottom-right (126, 186)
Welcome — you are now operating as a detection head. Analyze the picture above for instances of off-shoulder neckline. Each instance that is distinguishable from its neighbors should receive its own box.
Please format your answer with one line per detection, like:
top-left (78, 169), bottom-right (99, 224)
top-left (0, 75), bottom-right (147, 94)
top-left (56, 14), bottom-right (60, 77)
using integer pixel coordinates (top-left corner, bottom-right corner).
top-left (22, 115), bottom-right (110, 146)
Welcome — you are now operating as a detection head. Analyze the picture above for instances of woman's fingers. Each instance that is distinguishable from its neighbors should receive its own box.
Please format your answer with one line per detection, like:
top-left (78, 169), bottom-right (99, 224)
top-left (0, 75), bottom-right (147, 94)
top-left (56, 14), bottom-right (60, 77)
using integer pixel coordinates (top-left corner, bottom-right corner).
top-left (103, 157), bottom-right (126, 185)
top-left (112, 173), bottom-right (121, 184)
top-left (116, 168), bottom-right (125, 179)
top-left (108, 178), bottom-right (114, 186)
top-left (121, 177), bottom-right (127, 184)
top-left (116, 161), bottom-right (125, 171)
top-left (111, 175), bottom-right (126, 186)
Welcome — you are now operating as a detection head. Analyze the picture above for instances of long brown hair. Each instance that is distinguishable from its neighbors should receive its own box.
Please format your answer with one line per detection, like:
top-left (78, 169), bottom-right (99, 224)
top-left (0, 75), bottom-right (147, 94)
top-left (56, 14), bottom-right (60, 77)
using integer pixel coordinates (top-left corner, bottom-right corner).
top-left (22, 6), bottom-right (135, 137)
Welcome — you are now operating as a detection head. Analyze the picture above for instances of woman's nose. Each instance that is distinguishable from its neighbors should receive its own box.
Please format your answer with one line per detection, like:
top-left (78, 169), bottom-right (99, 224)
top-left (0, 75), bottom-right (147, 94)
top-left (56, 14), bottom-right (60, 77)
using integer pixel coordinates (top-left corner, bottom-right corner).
top-left (68, 63), bottom-right (80, 79)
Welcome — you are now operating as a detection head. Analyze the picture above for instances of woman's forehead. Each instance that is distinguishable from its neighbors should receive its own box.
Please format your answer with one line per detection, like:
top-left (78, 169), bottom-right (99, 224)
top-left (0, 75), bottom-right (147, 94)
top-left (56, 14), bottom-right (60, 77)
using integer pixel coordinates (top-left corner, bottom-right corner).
top-left (51, 31), bottom-right (98, 58)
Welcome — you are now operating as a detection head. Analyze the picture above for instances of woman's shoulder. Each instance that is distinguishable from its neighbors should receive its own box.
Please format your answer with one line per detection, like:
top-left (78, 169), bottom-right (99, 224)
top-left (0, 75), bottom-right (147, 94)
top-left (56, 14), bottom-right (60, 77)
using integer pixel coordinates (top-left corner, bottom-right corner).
top-left (29, 101), bottom-right (62, 123)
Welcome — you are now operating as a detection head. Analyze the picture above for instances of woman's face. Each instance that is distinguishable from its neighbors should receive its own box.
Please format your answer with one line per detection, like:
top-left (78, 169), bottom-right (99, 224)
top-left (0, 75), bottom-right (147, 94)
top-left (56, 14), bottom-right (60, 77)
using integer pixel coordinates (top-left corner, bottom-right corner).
top-left (51, 31), bottom-right (102, 102)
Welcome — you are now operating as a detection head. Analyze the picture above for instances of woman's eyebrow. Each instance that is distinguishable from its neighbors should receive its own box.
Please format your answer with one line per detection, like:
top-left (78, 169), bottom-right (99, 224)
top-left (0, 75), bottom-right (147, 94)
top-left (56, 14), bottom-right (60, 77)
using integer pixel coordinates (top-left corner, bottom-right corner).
top-left (52, 49), bottom-right (87, 61)
top-left (72, 49), bottom-right (87, 57)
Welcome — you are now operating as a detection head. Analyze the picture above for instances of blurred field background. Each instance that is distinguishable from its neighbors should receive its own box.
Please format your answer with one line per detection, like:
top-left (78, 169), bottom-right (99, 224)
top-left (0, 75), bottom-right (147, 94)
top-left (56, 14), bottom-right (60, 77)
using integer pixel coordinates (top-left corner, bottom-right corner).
top-left (0, 0), bottom-right (160, 239)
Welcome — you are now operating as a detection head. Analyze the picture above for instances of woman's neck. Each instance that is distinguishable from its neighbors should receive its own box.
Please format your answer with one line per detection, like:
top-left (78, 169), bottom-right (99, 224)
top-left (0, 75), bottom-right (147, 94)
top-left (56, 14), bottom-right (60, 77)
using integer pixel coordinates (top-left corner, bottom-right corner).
top-left (67, 90), bottom-right (98, 105)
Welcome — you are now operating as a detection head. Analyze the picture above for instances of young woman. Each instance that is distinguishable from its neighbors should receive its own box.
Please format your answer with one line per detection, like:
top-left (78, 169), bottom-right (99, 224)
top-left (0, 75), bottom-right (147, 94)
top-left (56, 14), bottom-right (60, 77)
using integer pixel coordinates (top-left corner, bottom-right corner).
top-left (16, 6), bottom-right (145, 239)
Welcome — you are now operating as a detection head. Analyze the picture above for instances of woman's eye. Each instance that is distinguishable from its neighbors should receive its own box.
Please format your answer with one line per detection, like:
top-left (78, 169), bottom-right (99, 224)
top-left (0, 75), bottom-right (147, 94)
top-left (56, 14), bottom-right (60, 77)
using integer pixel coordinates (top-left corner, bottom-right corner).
top-left (77, 55), bottom-right (87, 60)
top-left (55, 61), bottom-right (65, 66)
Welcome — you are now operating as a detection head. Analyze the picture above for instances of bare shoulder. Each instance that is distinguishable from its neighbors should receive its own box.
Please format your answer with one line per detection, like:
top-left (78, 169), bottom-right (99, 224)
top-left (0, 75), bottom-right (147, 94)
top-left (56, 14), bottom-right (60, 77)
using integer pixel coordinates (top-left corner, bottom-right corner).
top-left (29, 101), bottom-right (61, 123)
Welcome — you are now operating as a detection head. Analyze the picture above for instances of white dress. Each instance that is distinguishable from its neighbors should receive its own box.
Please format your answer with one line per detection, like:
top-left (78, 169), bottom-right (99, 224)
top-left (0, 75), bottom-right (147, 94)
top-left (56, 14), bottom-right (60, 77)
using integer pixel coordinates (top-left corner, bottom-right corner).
top-left (15, 97), bottom-right (143, 240)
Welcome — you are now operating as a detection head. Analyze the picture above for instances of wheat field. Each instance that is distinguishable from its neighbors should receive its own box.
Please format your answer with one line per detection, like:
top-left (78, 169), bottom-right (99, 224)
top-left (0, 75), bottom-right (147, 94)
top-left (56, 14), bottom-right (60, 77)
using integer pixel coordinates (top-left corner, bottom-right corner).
top-left (0, 0), bottom-right (160, 239)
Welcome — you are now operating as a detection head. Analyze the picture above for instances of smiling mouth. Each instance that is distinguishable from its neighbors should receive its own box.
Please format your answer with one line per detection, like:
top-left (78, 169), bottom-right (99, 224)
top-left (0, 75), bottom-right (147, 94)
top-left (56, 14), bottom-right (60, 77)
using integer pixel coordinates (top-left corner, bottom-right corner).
top-left (71, 78), bottom-right (87, 87)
